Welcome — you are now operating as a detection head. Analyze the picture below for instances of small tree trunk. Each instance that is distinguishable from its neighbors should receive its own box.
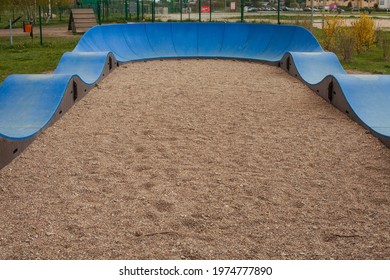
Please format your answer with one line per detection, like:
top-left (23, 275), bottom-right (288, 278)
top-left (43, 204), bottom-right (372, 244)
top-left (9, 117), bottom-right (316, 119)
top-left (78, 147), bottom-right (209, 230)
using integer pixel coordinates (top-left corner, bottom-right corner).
top-left (48, 0), bottom-right (52, 18)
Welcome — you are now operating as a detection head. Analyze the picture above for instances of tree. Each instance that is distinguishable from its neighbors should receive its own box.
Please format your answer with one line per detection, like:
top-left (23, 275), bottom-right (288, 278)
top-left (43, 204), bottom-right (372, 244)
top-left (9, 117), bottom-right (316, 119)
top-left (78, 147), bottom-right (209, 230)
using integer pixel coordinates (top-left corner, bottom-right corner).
top-left (0, 0), bottom-right (12, 8)
top-left (0, 1), bottom-right (71, 21)
top-left (0, 0), bottom-right (11, 22)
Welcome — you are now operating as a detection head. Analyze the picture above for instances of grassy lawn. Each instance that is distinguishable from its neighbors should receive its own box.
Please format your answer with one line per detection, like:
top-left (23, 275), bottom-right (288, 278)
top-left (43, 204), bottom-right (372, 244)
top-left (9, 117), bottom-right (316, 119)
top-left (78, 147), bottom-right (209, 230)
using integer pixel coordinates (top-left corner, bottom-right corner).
top-left (341, 45), bottom-right (390, 74)
top-left (310, 27), bottom-right (390, 74)
top-left (0, 36), bottom-right (79, 83)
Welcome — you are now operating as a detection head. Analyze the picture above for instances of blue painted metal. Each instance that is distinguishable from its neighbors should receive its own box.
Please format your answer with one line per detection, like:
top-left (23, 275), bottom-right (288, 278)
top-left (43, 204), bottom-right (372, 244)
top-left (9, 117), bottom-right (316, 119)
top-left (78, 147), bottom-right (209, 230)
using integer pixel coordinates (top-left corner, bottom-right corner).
top-left (335, 74), bottom-right (390, 139)
top-left (74, 23), bottom-right (322, 62)
top-left (145, 23), bottom-right (177, 58)
top-left (283, 51), bottom-right (390, 146)
top-left (55, 52), bottom-right (112, 85)
top-left (286, 52), bottom-right (345, 85)
top-left (171, 23), bottom-right (198, 57)
top-left (1, 22), bottom-right (390, 170)
top-left (197, 23), bottom-right (226, 57)
top-left (0, 74), bottom-right (72, 140)
top-left (120, 24), bottom-right (158, 60)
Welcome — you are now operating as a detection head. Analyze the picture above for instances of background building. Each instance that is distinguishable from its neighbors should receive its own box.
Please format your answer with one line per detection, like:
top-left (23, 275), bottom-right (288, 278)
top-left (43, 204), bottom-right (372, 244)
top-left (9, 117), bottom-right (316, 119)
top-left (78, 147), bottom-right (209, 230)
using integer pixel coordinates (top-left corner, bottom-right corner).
top-left (379, 0), bottom-right (390, 8)
top-left (305, 0), bottom-right (379, 8)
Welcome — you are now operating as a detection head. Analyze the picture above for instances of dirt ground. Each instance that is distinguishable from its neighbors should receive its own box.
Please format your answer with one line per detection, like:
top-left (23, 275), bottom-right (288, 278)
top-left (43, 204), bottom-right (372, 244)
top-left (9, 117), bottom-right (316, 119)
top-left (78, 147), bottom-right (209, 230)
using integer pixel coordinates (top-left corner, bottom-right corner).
top-left (0, 60), bottom-right (389, 260)
top-left (0, 24), bottom-right (80, 38)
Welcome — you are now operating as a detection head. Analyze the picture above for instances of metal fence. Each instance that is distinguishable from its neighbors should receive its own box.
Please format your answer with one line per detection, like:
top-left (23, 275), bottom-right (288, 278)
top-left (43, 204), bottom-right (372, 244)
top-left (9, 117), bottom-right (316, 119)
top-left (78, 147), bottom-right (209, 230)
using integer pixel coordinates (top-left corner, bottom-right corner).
top-left (76, 0), bottom-right (247, 23)
top-left (2, 0), bottom-right (387, 31)
top-left (82, 1), bottom-right (315, 27)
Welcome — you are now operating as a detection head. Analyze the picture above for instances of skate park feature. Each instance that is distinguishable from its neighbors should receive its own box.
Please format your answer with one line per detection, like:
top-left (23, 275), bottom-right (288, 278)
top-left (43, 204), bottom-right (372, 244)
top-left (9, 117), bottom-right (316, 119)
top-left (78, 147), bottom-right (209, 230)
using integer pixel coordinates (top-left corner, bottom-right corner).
top-left (0, 52), bottom-right (116, 169)
top-left (0, 23), bottom-right (389, 170)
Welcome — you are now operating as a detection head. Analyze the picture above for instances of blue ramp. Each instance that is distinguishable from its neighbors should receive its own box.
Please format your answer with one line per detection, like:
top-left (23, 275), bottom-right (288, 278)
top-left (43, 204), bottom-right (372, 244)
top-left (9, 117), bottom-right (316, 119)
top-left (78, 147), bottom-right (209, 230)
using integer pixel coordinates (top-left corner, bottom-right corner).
top-left (0, 74), bottom-right (72, 140)
top-left (334, 74), bottom-right (390, 141)
top-left (1, 22), bottom-right (390, 170)
top-left (55, 52), bottom-right (113, 84)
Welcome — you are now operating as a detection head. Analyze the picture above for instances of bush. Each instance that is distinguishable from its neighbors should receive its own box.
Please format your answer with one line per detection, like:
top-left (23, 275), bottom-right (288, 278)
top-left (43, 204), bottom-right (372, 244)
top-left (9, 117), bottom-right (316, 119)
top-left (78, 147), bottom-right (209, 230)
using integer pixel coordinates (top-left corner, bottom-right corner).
top-left (323, 16), bottom-right (345, 52)
top-left (335, 27), bottom-right (355, 61)
top-left (323, 14), bottom-right (377, 61)
top-left (352, 14), bottom-right (376, 54)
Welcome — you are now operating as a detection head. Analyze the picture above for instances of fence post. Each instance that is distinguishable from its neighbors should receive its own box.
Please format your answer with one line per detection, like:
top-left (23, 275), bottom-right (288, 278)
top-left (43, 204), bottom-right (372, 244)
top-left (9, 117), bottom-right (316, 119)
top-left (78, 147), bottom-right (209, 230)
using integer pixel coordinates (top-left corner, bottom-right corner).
top-left (152, 0), bottom-right (155, 22)
top-left (209, 0), bottom-right (211, 21)
top-left (311, 0), bottom-right (314, 27)
top-left (125, 0), bottom-right (128, 21)
top-left (180, 0), bottom-right (183, 22)
top-left (137, 0), bottom-right (140, 21)
top-left (188, 2), bottom-right (191, 21)
top-left (240, 0), bottom-right (244, 23)
top-left (277, 0), bottom-right (280, 24)
top-left (199, 0), bottom-right (201, 22)
top-left (39, 6), bottom-right (43, 47)
top-left (141, 0), bottom-right (144, 20)
top-left (97, 1), bottom-right (102, 25)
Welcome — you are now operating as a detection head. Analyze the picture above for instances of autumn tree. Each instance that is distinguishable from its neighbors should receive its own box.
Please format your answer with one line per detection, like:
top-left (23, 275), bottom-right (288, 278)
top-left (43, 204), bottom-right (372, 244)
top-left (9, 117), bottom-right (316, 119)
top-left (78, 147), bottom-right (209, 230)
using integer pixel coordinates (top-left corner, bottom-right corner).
top-left (1, 1), bottom-right (73, 21)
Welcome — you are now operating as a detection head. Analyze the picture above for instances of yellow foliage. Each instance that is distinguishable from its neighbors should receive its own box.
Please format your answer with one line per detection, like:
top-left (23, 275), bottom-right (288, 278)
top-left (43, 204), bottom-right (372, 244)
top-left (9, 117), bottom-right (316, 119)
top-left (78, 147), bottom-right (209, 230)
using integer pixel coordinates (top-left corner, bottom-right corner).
top-left (323, 16), bottom-right (345, 52)
top-left (352, 14), bottom-right (376, 53)
top-left (322, 14), bottom-right (377, 61)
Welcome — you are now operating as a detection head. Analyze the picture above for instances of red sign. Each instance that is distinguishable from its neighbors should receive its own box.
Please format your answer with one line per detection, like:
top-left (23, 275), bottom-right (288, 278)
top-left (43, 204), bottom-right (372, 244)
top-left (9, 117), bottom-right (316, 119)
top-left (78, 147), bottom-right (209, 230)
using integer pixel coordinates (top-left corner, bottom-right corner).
top-left (201, 6), bottom-right (210, 13)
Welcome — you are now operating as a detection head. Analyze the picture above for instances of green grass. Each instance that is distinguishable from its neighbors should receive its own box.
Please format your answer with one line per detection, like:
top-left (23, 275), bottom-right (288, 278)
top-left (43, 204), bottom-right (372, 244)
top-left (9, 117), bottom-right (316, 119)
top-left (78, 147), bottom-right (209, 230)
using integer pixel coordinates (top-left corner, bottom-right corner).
top-left (305, 27), bottom-right (390, 74)
top-left (303, 19), bottom-right (390, 73)
top-left (0, 36), bottom-right (79, 83)
top-left (341, 46), bottom-right (390, 74)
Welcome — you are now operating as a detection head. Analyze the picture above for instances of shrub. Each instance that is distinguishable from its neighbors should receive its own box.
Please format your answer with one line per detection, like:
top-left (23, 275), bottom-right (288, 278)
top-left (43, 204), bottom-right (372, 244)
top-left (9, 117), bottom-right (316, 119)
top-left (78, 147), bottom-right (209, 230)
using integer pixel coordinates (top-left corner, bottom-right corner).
top-left (323, 16), bottom-right (345, 52)
top-left (352, 14), bottom-right (376, 54)
top-left (335, 27), bottom-right (355, 61)
top-left (323, 14), bottom-right (377, 61)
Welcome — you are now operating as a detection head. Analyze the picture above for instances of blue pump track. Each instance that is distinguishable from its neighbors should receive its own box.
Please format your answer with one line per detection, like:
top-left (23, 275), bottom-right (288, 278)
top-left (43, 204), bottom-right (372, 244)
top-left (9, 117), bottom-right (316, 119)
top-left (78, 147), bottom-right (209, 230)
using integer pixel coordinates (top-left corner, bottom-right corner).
top-left (0, 23), bottom-right (389, 169)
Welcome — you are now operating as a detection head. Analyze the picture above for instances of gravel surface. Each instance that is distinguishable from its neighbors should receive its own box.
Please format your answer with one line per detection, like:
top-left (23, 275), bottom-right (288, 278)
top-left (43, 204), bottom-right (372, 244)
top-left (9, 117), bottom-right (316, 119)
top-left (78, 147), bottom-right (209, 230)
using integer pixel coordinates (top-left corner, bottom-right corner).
top-left (0, 60), bottom-right (389, 260)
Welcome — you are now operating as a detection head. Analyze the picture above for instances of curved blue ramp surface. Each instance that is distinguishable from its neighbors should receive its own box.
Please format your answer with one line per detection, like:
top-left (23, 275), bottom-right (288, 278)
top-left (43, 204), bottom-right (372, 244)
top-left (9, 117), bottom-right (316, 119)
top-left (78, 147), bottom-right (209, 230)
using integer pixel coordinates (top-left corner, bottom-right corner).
top-left (0, 74), bottom-right (72, 140)
top-left (281, 51), bottom-right (390, 146)
top-left (75, 23), bottom-right (322, 62)
top-left (55, 52), bottom-right (113, 85)
top-left (0, 47), bottom-right (115, 168)
top-left (1, 22), bottom-right (390, 170)
top-left (334, 74), bottom-right (390, 139)
top-left (285, 52), bottom-right (346, 85)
